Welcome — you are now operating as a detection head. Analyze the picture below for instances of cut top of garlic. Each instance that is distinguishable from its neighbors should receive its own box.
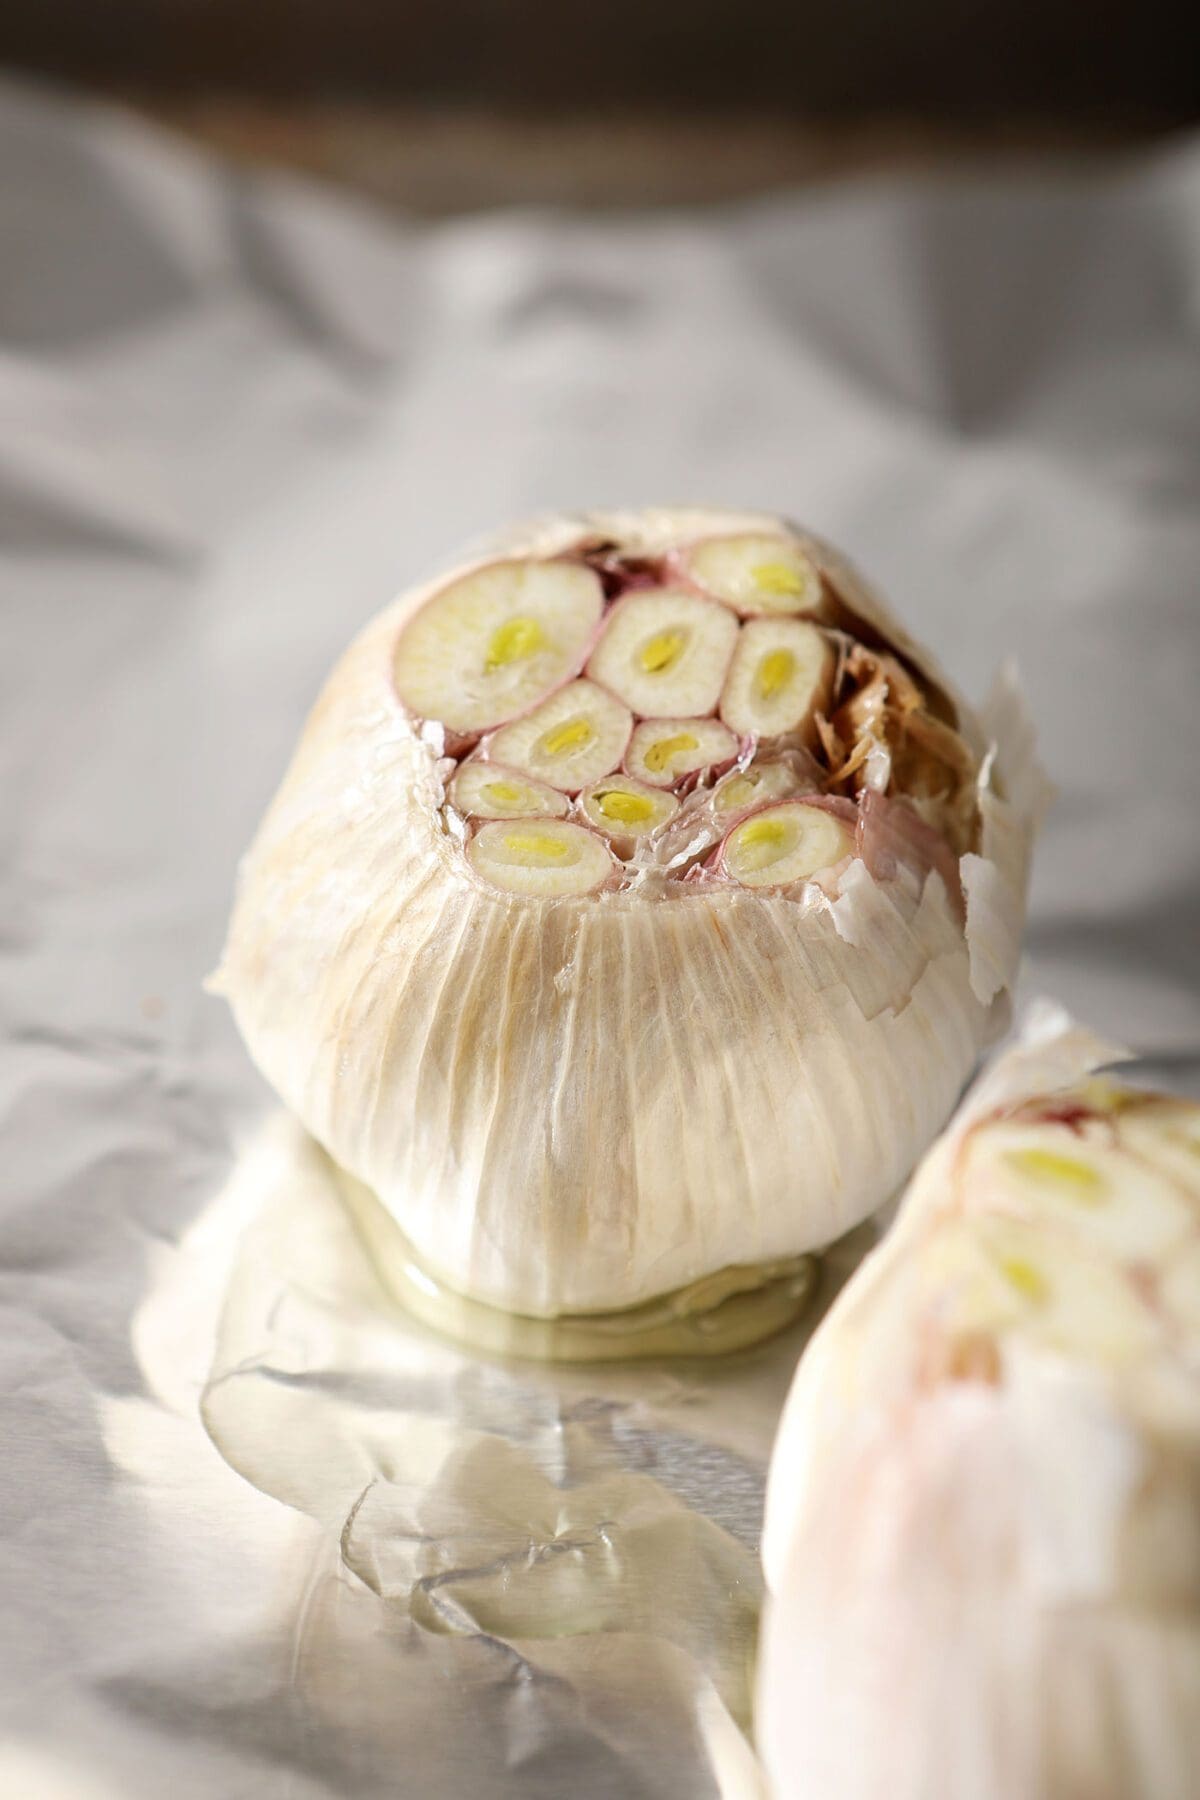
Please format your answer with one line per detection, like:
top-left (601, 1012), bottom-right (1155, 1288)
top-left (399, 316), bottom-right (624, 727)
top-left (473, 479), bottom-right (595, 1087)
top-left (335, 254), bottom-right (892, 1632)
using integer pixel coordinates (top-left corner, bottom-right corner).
top-left (383, 512), bottom-right (988, 900)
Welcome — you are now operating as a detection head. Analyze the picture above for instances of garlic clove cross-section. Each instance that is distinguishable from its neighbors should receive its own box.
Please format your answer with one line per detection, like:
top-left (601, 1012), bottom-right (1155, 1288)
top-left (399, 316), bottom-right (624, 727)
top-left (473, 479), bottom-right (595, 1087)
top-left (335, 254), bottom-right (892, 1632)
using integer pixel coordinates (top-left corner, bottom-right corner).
top-left (486, 678), bottom-right (632, 793)
top-left (712, 756), bottom-right (818, 816)
top-left (721, 801), bottom-right (854, 889)
top-left (392, 557), bottom-right (603, 733)
top-left (719, 617), bottom-right (834, 741)
top-left (214, 506), bottom-right (1041, 1332)
top-left (684, 533), bottom-right (826, 617)
top-left (586, 587), bottom-right (739, 718)
top-left (579, 774), bottom-right (680, 849)
top-left (625, 716), bottom-right (739, 787)
top-left (449, 762), bottom-right (569, 821)
top-left (467, 819), bottom-right (615, 897)
top-left (959, 1118), bottom-right (1195, 1264)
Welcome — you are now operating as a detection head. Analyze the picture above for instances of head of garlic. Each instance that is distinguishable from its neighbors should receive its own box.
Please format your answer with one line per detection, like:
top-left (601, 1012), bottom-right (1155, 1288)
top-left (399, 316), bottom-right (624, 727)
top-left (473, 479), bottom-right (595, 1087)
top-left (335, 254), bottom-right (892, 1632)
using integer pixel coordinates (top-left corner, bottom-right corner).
top-left (213, 507), bottom-right (1043, 1323)
top-left (758, 1021), bottom-right (1200, 1800)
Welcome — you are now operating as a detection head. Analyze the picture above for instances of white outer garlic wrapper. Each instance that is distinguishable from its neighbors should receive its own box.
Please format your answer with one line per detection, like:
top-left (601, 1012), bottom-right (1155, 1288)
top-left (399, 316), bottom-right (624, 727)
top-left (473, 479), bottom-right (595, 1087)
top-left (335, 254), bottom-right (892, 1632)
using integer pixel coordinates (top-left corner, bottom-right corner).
top-left (758, 1018), bottom-right (1200, 1800)
top-left (213, 508), bottom-right (1043, 1319)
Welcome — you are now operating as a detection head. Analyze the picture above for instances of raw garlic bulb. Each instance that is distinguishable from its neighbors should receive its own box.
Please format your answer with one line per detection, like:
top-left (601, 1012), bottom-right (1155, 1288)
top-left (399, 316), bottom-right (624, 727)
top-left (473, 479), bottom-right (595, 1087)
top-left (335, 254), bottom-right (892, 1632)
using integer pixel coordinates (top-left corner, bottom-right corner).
top-left (758, 1024), bottom-right (1200, 1800)
top-left (214, 508), bottom-right (1043, 1322)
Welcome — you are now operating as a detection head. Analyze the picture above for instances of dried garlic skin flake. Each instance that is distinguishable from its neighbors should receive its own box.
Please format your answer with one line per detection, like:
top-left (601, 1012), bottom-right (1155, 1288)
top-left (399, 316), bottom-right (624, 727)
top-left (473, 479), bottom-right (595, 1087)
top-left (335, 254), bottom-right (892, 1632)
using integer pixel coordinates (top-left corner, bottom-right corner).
top-left (214, 508), bottom-right (1041, 1320)
top-left (760, 1026), bottom-right (1200, 1800)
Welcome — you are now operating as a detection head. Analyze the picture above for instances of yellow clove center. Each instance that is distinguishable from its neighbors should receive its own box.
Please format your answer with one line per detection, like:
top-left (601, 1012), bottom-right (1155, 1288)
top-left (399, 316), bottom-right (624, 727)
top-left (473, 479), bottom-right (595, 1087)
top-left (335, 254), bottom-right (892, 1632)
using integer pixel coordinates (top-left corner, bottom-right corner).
top-left (998, 1255), bottom-right (1049, 1304)
top-left (483, 780), bottom-right (528, 808)
top-left (751, 562), bottom-right (806, 597)
top-left (484, 616), bottom-right (545, 671)
top-left (644, 731), bottom-right (698, 773)
top-left (732, 815), bottom-right (790, 869)
top-left (755, 648), bottom-right (796, 700)
top-left (716, 775), bottom-right (755, 812)
top-left (1003, 1148), bottom-right (1107, 1202)
top-left (539, 717), bottom-right (595, 759)
top-left (500, 830), bottom-right (571, 863)
top-left (638, 629), bottom-right (688, 674)
top-left (596, 789), bottom-right (655, 825)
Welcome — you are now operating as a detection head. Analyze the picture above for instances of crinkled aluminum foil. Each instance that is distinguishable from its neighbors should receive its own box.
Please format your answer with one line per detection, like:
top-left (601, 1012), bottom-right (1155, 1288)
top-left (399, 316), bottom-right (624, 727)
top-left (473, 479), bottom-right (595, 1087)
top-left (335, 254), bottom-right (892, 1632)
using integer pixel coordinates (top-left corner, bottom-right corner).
top-left (196, 1118), bottom-right (869, 1800)
top-left (2, 76), bottom-right (1199, 1798)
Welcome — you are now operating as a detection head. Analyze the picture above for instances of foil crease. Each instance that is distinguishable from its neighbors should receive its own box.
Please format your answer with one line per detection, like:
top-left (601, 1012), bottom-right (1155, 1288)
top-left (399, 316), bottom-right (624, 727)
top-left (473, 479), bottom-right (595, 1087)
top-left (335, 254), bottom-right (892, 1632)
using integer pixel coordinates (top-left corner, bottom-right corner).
top-left (2, 75), bottom-right (1200, 1798)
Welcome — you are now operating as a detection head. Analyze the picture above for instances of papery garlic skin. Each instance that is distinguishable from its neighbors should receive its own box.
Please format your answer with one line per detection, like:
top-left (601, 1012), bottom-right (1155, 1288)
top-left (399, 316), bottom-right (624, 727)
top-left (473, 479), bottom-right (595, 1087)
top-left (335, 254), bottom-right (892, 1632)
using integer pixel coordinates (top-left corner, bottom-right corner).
top-left (758, 1022), bottom-right (1200, 1800)
top-left (213, 508), bottom-right (1042, 1320)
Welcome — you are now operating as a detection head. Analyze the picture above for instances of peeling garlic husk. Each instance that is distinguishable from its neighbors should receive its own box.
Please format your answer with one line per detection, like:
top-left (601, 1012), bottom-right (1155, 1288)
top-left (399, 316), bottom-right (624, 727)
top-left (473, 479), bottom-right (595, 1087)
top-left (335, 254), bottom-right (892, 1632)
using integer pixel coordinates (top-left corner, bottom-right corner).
top-left (213, 508), bottom-right (1045, 1322)
top-left (758, 1020), bottom-right (1200, 1800)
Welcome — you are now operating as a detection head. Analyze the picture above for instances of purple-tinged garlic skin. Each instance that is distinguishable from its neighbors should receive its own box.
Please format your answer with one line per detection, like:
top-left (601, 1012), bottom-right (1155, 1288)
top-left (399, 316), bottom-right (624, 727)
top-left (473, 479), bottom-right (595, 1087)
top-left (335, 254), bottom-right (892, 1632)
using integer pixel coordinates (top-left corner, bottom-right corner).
top-left (214, 508), bottom-right (1043, 1318)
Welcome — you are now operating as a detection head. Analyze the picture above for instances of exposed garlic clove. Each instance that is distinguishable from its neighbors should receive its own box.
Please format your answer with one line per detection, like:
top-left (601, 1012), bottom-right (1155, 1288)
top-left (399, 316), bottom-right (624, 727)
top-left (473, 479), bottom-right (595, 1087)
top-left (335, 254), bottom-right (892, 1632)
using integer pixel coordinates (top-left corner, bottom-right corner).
top-left (467, 818), bottom-right (615, 897)
top-left (720, 801), bottom-right (853, 890)
top-left (624, 716), bottom-right (738, 787)
top-left (719, 617), bottom-right (834, 741)
top-left (925, 1212), bottom-right (1161, 1364)
top-left (579, 774), bottom-right (679, 849)
top-left (392, 558), bottom-right (603, 733)
top-left (684, 533), bottom-right (825, 617)
top-left (585, 587), bottom-right (739, 718)
top-left (711, 756), bottom-right (818, 816)
top-left (960, 1123), bottom-right (1195, 1263)
top-left (486, 678), bottom-right (632, 793)
top-left (449, 762), bottom-right (569, 821)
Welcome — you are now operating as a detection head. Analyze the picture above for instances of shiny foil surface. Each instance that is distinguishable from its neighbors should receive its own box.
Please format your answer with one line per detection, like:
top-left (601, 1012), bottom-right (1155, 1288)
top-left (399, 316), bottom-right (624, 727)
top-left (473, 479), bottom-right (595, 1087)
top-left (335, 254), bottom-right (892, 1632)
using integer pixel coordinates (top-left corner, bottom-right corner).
top-left (2, 77), bottom-right (1199, 1798)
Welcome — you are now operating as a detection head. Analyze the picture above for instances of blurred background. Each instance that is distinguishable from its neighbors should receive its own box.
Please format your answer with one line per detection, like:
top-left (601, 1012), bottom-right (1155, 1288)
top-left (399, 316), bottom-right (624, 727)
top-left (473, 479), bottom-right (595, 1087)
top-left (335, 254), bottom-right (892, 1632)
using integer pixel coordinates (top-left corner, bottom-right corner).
top-left (3, 0), bottom-right (1198, 211)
